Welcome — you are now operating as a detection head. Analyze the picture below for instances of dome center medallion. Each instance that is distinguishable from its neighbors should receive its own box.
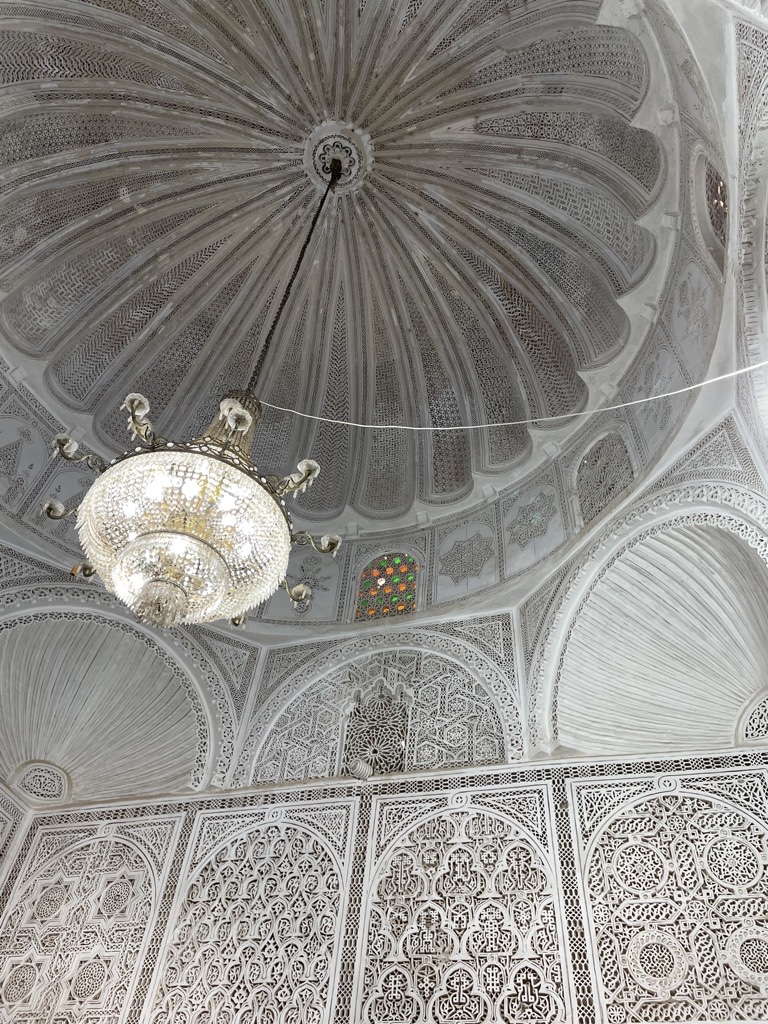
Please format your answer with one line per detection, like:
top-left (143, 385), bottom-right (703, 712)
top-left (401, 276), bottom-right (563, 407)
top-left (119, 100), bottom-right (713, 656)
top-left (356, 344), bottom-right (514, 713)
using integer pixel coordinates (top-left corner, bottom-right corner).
top-left (304, 121), bottom-right (373, 192)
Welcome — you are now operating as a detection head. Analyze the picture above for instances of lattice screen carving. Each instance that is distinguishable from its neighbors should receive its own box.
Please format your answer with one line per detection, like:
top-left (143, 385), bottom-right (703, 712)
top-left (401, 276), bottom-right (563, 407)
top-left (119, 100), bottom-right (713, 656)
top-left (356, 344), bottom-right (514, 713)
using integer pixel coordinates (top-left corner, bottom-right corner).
top-left (360, 801), bottom-right (567, 1024)
top-left (150, 819), bottom-right (345, 1023)
top-left (253, 649), bottom-right (507, 784)
top-left (343, 683), bottom-right (409, 776)
top-left (14, 763), bottom-right (67, 801)
top-left (745, 695), bottom-right (768, 740)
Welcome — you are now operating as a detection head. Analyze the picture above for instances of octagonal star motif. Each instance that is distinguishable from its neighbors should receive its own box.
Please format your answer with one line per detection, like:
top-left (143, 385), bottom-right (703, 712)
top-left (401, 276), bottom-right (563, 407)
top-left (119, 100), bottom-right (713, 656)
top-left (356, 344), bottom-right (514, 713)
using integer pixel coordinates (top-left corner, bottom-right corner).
top-left (508, 492), bottom-right (558, 548)
top-left (439, 532), bottom-right (495, 585)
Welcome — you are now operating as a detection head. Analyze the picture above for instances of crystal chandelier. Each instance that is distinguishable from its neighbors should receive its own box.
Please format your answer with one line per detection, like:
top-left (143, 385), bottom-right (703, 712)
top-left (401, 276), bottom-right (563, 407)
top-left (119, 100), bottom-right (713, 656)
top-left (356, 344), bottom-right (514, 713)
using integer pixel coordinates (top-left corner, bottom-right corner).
top-left (44, 162), bottom-right (344, 628)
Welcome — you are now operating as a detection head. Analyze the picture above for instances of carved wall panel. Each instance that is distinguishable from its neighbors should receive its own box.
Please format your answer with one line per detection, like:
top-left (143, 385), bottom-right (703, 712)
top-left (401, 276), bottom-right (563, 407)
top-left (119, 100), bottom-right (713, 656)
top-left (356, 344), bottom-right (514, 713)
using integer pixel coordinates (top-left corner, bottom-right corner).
top-left (0, 413), bottom-right (48, 515)
top-left (576, 432), bottom-right (635, 526)
top-left (670, 259), bottom-right (719, 383)
top-left (0, 814), bottom-right (182, 1021)
top-left (356, 789), bottom-right (570, 1023)
top-left (435, 520), bottom-right (498, 604)
top-left (147, 801), bottom-right (355, 1023)
top-left (571, 770), bottom-right (768, 1023)
top-left (503, 481), bottom-right (566, 576)
top-left (628, 343), bottom-right (687, 460)
top-left (1, 756), bottom-right (768, 1021)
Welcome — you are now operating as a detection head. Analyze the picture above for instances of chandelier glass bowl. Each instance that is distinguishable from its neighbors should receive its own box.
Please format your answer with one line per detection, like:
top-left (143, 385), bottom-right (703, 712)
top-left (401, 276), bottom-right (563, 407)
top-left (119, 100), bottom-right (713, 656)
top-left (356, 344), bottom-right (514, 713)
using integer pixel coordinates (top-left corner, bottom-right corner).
top-left (46, 390), bottom-right (340, 628)
top-left (78, 449), bottom-right (292, 628)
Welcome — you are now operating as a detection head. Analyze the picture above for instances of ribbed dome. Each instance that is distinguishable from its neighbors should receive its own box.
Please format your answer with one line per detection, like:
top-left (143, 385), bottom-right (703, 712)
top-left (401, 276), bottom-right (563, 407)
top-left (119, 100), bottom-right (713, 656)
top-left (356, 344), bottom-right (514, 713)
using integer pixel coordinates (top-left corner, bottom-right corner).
top-left (0, 0), bottom-right (662, 524)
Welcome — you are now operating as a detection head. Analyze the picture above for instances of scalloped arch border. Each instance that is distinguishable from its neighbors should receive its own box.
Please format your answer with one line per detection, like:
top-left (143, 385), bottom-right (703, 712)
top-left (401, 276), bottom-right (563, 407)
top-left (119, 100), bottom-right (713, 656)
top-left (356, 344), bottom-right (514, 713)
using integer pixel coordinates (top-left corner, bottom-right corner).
top-left (237, 630), bottom-right (521, 786)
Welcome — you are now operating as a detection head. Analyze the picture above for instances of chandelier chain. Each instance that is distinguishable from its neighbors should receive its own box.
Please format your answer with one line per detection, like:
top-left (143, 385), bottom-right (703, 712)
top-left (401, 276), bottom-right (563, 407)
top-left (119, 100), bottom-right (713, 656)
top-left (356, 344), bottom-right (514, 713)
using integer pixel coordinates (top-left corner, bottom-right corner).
top-left (247, 161), bottom-right (341, 394)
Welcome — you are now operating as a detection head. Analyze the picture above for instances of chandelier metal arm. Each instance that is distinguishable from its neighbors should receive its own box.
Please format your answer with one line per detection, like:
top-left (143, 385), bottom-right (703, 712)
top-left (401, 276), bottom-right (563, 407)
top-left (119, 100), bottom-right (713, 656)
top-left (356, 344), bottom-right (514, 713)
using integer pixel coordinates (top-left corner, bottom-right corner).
top-left (292, 530), bottom-right (342, 557)
top-left (122, 394), bottom-right (166, 447)
top-left (282, 579), bottom-right (312, 608)
top-left (276, 458), bottom-right (320, 496)
top-left (246, 158), bottom-right (342, 394)
top-left (42, 499), bottom-right (78, 521)
top-left (52, 435), bottom-right (107, 475)
top-left (70, 562), bottom-right (96, 579)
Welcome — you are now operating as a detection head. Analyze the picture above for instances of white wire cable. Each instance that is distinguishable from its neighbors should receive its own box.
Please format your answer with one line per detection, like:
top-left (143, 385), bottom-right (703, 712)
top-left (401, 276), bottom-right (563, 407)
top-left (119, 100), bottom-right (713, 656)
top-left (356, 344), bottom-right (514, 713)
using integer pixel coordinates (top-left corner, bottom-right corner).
top-left (261, 360), bottom-right (768, 432)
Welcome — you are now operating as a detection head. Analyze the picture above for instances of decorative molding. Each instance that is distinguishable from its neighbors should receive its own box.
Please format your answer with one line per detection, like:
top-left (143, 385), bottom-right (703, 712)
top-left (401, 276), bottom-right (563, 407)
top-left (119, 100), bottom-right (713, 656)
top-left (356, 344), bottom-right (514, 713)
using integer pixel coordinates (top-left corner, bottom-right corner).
top-left (2, 753), bottom-right (768, 1020)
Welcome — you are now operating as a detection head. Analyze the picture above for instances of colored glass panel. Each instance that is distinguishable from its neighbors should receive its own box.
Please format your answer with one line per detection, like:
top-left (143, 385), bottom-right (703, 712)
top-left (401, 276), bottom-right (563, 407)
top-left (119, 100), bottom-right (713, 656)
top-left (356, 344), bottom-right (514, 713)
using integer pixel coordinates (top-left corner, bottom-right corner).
top-left (356, 553), bottom-right (419, 621)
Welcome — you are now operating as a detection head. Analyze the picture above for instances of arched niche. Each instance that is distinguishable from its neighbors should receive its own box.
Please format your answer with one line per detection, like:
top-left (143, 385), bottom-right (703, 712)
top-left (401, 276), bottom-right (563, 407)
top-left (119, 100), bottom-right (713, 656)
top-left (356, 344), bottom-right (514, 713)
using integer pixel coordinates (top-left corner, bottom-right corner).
top-left (250, 646), bottom-right (510, 785)
top-left (554, 519), bottom-right (768, 756)
top-left (0, 609), bottom-right (210, 800)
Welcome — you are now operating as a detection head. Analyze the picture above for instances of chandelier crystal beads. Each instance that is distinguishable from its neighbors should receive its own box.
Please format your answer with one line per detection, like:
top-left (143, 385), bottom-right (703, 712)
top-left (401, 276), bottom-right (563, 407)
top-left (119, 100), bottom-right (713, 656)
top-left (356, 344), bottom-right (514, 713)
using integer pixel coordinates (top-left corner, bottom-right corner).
top-left (47, 391), bottom-right (340, 628)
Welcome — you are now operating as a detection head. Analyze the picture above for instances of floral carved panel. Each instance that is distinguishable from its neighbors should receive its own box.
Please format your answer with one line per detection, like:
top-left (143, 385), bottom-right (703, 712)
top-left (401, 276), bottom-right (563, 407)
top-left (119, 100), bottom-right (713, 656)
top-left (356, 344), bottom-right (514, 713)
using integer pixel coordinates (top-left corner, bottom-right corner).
top-left (147, 801), bottom-right (355, 1022)
top-left (355, 788), bottom-right (570, 1023)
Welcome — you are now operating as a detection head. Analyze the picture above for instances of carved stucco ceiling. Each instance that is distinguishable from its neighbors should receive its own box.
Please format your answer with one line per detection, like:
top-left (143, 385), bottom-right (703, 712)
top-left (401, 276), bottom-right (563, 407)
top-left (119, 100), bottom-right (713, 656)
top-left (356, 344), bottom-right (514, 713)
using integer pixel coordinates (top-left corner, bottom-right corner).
top-left (0, 0), bottom-right (672, 527)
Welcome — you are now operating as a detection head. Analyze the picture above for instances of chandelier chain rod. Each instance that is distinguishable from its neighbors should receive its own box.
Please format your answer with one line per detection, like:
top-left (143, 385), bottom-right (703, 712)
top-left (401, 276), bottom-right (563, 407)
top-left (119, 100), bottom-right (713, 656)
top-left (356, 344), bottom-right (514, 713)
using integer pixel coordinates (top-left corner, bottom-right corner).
top-left (247, 160), bottom-right (342, 394)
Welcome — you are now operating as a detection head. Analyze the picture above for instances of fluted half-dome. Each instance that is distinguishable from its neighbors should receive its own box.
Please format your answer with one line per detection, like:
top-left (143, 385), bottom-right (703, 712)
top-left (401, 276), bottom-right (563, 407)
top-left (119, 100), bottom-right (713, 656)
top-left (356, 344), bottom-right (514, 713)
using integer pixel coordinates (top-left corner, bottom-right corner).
top-left (556, 525), bottom-right (768, 755)
top-left (0, 614), bottom-right (204, 801)
top-left (0, 0), bottom-right (663, 524)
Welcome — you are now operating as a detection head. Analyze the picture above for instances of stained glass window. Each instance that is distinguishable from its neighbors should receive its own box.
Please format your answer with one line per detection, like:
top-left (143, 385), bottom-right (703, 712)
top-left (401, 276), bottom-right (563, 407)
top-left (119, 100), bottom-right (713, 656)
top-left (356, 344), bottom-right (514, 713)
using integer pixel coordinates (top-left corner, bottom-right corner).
top-left (355, 553), bottom-right (418, 620)
top-left (705, 161), bottom-right (728, 247)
